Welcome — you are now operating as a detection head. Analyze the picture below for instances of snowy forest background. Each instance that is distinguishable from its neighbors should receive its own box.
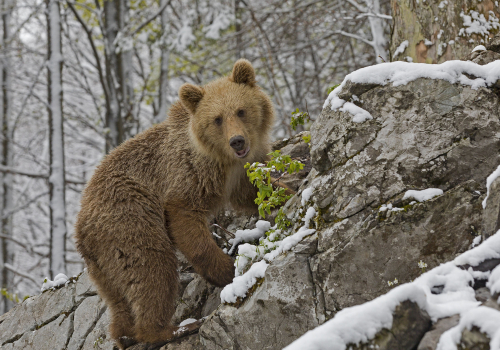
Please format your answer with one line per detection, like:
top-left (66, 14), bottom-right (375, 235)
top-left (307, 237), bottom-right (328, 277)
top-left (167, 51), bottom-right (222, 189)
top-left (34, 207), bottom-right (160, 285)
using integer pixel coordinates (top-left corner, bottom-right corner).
top-left (0, 0), bottom-right (393, 314)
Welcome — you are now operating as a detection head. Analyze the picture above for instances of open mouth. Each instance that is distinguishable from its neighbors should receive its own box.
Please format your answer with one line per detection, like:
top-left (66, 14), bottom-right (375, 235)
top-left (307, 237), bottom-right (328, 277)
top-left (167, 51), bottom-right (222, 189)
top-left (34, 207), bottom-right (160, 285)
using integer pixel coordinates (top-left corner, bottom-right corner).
top-left (235, 146), bottom-right (250, 158)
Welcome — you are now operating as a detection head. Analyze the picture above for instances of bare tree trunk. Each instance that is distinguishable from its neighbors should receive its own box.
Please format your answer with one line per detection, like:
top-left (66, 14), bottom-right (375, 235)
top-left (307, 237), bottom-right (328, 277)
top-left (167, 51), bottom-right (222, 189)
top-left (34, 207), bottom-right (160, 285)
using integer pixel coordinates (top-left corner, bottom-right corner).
top-left (0, 0), bottom-right (14, 314)
top-left (103, 0), bottom-right (123, 153)
top-left (156, 0), bottom-right (170, 124)
top-left (46, 0), bottom-right (67, 279)
top-left (103, 0), bottom-right (135, 152)
top-left (391, 0), bottom-right (500, 63)
top-left (116, 0), bottom-right (134, 136)
top-left (235, 0), bottom-right (243, 59)
top-left (366, 0), bottom-right (387, 62)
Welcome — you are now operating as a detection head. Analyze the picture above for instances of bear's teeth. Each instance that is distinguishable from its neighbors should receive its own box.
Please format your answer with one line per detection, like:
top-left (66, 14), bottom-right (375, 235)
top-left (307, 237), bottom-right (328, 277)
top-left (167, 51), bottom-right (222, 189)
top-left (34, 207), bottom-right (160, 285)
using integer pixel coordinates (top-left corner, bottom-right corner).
top-left (235, 146), bottom-right (250, 158)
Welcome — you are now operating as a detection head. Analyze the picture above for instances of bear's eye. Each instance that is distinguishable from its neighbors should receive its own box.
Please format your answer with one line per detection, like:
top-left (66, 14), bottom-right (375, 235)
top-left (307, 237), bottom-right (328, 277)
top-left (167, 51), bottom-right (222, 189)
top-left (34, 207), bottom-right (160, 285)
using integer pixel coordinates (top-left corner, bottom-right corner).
top-left (237, 109), bottom-right (245, 118)
top-left (214, 117), bottom-right (222, 126)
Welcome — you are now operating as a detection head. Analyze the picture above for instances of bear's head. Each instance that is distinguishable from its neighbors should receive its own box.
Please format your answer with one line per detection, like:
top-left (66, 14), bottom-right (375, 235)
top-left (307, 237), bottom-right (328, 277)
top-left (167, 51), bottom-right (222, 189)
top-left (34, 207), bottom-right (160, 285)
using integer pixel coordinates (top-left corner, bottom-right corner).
top-left (179, 59), bottom-right (274, 165)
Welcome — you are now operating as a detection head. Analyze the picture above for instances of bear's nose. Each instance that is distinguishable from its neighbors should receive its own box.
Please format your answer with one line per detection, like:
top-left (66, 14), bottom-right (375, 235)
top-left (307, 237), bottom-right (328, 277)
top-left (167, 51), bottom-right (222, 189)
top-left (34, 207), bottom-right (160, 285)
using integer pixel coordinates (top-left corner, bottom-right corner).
top-left (229, 135), bottom-right (245, 151)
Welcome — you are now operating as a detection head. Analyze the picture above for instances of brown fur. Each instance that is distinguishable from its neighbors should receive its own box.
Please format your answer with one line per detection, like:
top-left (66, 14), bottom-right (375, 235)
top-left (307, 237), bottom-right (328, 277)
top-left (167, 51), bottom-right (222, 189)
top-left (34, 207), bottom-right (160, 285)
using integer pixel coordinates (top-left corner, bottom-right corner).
top-left (75, 59), bottom-right (274, 348)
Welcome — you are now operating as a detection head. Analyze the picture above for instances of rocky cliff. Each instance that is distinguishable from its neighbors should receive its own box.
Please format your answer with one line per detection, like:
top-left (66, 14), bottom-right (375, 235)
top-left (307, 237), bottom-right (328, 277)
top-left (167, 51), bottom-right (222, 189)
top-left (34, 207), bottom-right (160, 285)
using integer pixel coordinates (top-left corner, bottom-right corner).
top-left (1, 45), bottom-right (500, 350)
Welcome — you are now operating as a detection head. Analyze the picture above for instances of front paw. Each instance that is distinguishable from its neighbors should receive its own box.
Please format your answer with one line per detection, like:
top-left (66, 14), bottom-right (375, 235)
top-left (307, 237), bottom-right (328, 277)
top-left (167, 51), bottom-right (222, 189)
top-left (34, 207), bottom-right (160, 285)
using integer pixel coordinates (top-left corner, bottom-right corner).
top-left (206, 256), bottom-right (235, 287)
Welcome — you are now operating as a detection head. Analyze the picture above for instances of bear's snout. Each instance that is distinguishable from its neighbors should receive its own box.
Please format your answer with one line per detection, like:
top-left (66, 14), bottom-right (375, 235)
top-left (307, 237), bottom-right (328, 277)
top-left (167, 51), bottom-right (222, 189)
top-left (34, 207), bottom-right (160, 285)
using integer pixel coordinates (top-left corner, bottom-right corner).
top-left (229, 135), bottom-right (246, 151)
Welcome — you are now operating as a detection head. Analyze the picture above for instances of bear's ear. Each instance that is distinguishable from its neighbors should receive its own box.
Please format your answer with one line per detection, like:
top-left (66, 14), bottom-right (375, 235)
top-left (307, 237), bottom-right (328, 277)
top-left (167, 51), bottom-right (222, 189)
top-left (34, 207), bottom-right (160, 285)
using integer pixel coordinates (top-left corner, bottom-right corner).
top-left (230, 59), bottom-right (256, 87)
top-left (179, 83), bottom-right (204, 114)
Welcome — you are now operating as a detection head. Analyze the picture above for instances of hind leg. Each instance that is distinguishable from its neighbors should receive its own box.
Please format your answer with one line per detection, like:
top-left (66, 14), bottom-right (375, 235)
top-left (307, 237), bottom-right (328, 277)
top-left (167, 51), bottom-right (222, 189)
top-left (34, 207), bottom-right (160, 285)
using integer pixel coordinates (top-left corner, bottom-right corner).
top-left (86, 261), bottom-right (136, 349)
top-left (123, 247), bottom-right (179, 343)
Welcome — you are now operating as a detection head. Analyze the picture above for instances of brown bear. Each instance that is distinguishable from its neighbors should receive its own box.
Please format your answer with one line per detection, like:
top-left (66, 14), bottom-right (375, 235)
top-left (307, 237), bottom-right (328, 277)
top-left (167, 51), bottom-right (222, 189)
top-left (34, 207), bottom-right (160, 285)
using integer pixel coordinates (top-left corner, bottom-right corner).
top-left (75, 59), bottom-right (275, 349)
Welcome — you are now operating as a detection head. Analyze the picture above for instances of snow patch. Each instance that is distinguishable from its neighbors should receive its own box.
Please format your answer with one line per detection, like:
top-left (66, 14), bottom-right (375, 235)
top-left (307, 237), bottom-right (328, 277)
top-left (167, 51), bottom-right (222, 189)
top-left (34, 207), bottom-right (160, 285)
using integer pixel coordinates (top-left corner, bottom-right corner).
top-left (437, 307), bottom-right (500, 350)
top-left (179, 318), bottom-right (197, 327)
top-left (227, 220), bottom-right (271, 255)
top-left (403, 188), bottom-right (443, 202)
top-left (459, 10), bottom-right (500, 38)
top-left (482, 164), bottom-right (500, 209)
top-left (204, 10), bottom-right (231, 40)
top-left (486, 264), bottom-right (500, 296)
top-left (472, 45), bottom-right (487, 52)
top-left (220, 260), bottom-right (268, 303)
top-left (221, 207), bottom-right (317, 303)
top-left (393, 40), bottom-right (409, 58)
top-left (301, 188), bottom-right (313, 206)
top-left (41, 273), bottom-right (68, 292)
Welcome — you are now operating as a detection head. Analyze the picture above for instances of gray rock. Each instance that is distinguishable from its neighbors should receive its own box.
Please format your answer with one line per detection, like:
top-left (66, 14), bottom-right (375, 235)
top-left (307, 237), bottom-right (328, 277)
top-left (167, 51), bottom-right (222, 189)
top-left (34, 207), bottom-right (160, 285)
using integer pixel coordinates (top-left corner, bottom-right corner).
top-left (475, 287), bottom-right (492, 303)
top-left (469, 49), bottom-right (500, 65)
top-left (486, 33), bottom-right (500, 53)
top-left (67, 295), bottom-right (107, 349)
top-left (1, 313), bottom-right (73, 350)
top-left (160, 334), bottom-right (202, 350)
top-left (0, 283), bottom-right (76, 345)
top-left (81, 309), bottom-right (114, 350)
top-left (173, 275), bottom-right (221, 325)
top-left (417, 315), bottom-right (460, 350)
top-left (483, 176), bottom-right (500, 239)
top-left (458, 326), bottom-right (490, 350)
top-left (312, 181), bottom-right (481, 314)
top-left (75, 271), bottom-right (97, 303)
top-left (200, 252), bottom-right (320, 350)
top-left (349, 301), bottom-right (432, 350)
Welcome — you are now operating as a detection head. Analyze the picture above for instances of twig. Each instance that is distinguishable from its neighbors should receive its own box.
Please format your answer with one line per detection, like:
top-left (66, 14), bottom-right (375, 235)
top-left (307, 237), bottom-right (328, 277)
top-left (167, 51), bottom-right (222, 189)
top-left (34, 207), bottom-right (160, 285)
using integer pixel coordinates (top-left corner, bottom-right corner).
top-left (272, 172), bottom-right (288, 185)
top-left (211, 223), bottom-right (235, 239)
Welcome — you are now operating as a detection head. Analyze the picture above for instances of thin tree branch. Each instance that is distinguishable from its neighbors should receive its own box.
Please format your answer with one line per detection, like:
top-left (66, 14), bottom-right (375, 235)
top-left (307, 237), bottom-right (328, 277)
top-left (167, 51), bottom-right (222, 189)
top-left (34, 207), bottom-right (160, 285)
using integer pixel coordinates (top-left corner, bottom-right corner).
top-left (4, 264), bottom-right (39, 286)
top-left (0, 165), bottom-right (47, 179)
top-left (2, 191), bottom-right (49, 220)
top-left (130, 0), bottom-right (173, 36)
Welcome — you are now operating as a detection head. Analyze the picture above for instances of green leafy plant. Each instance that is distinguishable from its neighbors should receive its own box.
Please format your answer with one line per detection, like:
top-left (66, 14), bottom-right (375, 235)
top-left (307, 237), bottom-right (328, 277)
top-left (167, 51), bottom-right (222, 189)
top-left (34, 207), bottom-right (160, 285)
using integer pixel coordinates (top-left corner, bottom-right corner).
top-left (290, 108), bottom-right (310, 131)
top-left (1, 288), bottom-right (20, 303)
top-left (327, 83), bottom-right (341, 95)
top-left (245, 150), bottom-right (304, 221)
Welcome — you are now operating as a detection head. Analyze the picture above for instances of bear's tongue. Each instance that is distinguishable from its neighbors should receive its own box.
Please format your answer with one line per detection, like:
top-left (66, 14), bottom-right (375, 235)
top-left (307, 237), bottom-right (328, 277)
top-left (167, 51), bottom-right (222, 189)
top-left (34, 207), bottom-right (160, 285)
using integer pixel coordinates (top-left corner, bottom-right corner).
top-left (235, 146), bottom-right (250, 158)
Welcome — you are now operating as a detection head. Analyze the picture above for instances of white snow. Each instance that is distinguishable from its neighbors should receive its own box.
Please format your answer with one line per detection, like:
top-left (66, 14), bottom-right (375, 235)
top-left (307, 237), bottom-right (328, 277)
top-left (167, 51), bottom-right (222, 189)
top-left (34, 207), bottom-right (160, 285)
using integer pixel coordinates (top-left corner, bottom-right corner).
top-left (220, 260), bottom-right (269, 303)
top-left (171, 22), bottom-right (195, 51)
top-left (340, 102), bottom-right (373, 123)
top-left (221, 207), bottom-right (317, 303)
top-left (301, 188), bottom-right (313, 206)
top-left (438, 0), bottom-right (448, 8)
top-left (454, 230), bottom-right (500, 266)
top-left (460, 10), bottom-right (500, 37)
top-left (437, 307), bottom-right (500, 350)
top-left (472, 45), bottom-right (487, 52)
top-left (179, 318), bottom-right (197, 327)
top-left (285, 230), bottom-right (500, 350)
top-left (482, 164), bottom-right (500, 209)
top-left (41, 273), bottom-right (68, 292)
top-left (487, 264), bottom-right (500, 296)
top-left (403, 188), bottom-right (443, 202)
top-left (472, 235), bottom-right (482, 248)
top-left (323, 60), bottom-right (500, 124)
top-left (204, 11), bottom-right (231, 40)
top-left (227, 220), bottom-right (271, 255)
top-left (393, 40), bottom-right (409, 59)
